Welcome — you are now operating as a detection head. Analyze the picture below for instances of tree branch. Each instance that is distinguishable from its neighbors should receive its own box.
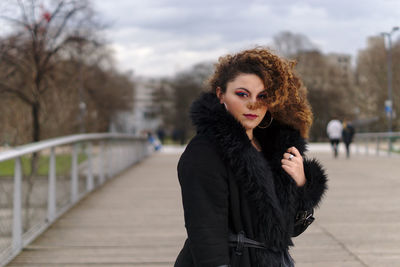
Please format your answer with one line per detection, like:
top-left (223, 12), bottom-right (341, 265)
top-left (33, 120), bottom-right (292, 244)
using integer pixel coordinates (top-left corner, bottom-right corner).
top-left (17, 0), bottom-right (30, 25)
top-left (49, 6), bottom-right (83, 48)
top-left (0, 82), bottom-right (33, 105)
top-left (0, 15), bottom-right (30, 29)
top-left (1, 52), bottom-right (30, 76)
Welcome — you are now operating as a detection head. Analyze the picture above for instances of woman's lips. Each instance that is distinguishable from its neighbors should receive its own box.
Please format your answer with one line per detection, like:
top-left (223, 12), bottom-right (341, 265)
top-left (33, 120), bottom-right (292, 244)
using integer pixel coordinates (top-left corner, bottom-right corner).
top-left (244, 114), bottom-right (258, 120)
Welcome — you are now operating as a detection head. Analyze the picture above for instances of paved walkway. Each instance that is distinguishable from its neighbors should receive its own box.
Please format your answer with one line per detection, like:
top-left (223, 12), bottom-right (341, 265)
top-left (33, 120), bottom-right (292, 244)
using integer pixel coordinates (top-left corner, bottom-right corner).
top-left (7, 145), bottom-right (400, 266)
top-left (292, 150), bottom-right (400, 267)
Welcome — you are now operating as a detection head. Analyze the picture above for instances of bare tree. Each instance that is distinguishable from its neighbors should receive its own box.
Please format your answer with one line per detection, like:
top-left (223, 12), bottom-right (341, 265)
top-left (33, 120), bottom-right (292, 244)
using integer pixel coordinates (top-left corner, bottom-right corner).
top-left (294, 50), bottom-right (356, 140)
top-left (0, 0), bottom-right (101, 143)
top-left (273, 31), bottom-right (317, 57)
top-left (356, 36), bottom-right (400, 132)
top-left (271, 31), bottom-right (357, 140)
top-left (152, 78), bottom-right (175, 133)
top-left (0, 0), bottom-right (103, 230)
top-left (83, 64), bottom-right (134, 132)
top-left (160, 62), bottom-right (214, 143)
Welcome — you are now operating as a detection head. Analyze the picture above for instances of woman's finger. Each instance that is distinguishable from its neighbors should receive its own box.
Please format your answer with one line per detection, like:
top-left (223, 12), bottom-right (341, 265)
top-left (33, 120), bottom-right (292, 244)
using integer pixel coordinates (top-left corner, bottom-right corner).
top-left (281, 159), bottom-right (296, 167)
top-left (283, 152), bottom-right (294, 160)
top-left (287, 146), bottom-right (301, 158)
top-left (281, 164), bottom-right (293, 173)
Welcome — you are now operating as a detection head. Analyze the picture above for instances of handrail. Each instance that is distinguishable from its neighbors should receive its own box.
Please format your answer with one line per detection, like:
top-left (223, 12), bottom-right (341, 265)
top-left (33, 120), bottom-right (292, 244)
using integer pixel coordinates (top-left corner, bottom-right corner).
top-left (0, 133), bottom-right (150, 266)
top-left (354, 131), bottom-right (400, 156)
top-left (0, 133), bottom-right (143, 162)
top-left (355, 132), bottom-right (400, 138)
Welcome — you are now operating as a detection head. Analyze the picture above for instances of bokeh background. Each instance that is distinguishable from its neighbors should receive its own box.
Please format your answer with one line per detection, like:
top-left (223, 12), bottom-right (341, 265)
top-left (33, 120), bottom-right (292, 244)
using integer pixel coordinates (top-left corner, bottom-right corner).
top-left (1, 0), bottom-right (400, 146)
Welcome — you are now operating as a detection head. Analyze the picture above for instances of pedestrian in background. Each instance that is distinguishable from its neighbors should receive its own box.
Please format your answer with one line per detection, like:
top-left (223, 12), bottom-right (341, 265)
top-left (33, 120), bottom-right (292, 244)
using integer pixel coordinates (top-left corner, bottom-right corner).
top-left (156, 127), bottom-right (166, 144)
top-left (147, 131), bottom-right (162, 151)
top-left (342, 120), bottom-right (355, 158)
top-left (326, 117), bottom-right (342, 158)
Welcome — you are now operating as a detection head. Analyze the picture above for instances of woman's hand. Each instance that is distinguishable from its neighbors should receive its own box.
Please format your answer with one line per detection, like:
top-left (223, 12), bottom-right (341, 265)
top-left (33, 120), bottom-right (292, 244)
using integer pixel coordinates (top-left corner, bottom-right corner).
top-left (281, 146), bottom-right (306, 187)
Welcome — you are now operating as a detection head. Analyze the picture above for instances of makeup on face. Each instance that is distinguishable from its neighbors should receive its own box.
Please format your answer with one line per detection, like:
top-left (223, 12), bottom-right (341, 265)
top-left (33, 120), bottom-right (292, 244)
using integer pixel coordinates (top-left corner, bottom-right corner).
top-left (221, 73), bottom-right (268, 135)
top-left (234, 88), bottom-right (267, 101)
top-left (234, 88), bottom-right (268, 111)
top-left (243, 114), bottom-right (258, 120)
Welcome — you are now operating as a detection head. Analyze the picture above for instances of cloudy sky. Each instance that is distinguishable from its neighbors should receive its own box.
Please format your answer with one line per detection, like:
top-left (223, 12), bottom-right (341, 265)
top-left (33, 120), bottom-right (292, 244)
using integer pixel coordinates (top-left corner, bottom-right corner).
top-left (55, 1), bottom-right (400, 77)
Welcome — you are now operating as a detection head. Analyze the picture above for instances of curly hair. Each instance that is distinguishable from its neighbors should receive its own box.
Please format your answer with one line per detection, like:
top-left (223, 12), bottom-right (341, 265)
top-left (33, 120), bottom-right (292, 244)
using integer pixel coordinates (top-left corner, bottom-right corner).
top-left (208, 47), bottom-right (313, 138)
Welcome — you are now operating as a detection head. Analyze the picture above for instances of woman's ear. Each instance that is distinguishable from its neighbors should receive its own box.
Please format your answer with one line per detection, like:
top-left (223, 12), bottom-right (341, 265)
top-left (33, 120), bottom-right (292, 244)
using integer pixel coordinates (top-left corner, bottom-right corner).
top-left (216, 87), bottom-right (224, 103)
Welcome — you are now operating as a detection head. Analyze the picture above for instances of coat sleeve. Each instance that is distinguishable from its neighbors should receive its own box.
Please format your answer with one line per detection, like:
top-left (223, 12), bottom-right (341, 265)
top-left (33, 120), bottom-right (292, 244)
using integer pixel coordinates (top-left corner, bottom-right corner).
top-left (291, 157), bottom-right (327, 237)
top-left (298, 157), bottom-right (328, 211)
top-left (178, 138), bottom-right (230, 266)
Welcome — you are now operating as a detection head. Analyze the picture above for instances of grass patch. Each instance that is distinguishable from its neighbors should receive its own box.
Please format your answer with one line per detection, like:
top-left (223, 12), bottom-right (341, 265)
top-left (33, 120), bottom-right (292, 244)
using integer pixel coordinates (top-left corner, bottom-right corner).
top-left (0, 154), bottom-right (87, 177)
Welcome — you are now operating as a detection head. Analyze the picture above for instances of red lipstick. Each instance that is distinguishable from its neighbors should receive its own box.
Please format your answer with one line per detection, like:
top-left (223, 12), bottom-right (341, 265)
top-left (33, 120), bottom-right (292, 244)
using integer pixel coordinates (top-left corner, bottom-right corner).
top-left (244, 114), bottom-right (258, 120)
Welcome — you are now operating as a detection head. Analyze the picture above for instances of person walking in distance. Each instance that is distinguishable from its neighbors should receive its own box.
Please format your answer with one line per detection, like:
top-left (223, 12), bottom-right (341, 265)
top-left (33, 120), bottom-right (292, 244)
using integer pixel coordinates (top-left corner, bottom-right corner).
top-left (342, 120), bottom-right (355, 158)
top-left (326, 117), bottom-right (342, 158)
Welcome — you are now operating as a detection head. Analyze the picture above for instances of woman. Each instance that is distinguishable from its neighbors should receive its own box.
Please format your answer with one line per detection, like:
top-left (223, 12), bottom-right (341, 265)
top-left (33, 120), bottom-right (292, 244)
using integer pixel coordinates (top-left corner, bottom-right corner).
top-left (175, 47), bottom-right (327, 267)
top-left (342, 120), bottom-right (355, 158)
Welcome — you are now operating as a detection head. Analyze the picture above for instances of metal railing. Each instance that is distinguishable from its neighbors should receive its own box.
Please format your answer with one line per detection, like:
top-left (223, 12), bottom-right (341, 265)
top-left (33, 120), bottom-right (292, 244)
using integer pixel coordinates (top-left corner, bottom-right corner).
top-left (354, 132), bottom-right (400, 156)
top-left (0, 133), bottom-right (150, 266)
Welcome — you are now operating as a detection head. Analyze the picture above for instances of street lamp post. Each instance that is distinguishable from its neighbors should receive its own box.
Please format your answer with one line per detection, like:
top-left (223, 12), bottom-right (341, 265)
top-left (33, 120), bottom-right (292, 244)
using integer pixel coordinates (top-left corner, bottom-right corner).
top-left (381, 26), bottom-right (399, 153)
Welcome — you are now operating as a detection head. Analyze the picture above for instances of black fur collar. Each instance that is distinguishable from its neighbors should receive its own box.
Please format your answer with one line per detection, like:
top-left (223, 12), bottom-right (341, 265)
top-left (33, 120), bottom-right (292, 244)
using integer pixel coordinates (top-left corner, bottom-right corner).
top-left (190, 92), bottom-right (308, 250)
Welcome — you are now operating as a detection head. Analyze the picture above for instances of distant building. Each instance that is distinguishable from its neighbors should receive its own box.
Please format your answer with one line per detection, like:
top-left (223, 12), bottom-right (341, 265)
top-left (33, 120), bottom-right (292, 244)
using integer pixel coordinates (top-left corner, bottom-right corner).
top-left (366, 36), bottom-right (385, 48)
top-left (110, 77), bottom-right (162, 136)
top-left (326, 53), bottom-right (352, 77)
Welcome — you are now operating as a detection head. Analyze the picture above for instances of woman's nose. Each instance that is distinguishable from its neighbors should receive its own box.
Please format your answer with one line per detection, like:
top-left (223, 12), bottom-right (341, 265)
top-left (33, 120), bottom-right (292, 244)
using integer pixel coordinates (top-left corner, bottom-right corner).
top-left (246, 100), bottom-right (263, 110)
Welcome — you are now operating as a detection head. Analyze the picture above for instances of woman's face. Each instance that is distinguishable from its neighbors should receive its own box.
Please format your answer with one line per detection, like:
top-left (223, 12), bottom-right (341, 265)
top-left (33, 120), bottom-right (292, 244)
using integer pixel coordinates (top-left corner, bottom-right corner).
top-left (216, 73), bottom-right (268, 132)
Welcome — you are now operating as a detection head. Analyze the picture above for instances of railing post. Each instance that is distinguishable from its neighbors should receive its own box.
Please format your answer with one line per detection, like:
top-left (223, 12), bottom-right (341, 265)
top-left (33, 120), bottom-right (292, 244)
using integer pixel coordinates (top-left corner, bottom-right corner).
top-left (388, 134), bottom-right (392, 156)
top-left (376, 136), bottom-right (380, 156)
top-left (99, 141), bottom-right (105, 184)
top-left (355, 137), bottom-right (359, 155)
top-left (120, 143), bottom-right (124, 171)
top-left (122, 144), bottom-right (129, 169)
top-left (125, 143), bottom-right (130, 168)
top-left (365, 138), bottom-right (369, 155)
top-left (47, 147), bottom-right (56, 223)
top-left (136, 141), bottom-right (139, 162)
top-left (122, 143), bottom-right (126, 170)
top-left (106, 140), bottom-right (110, 179)
top-left (108, 141), bottom-right (113, 177)
top-left (12, 157), bottom-right (23, 252)
top-left (118, 143), bottom-right (122, 173)
top-left (132, 141), bottom-right (137, 164)
top-left (71, 143), bottom-right (79, 203)
top-left (116, 143), bottom-right (121, 174)
top-left (86, 142), bottom-right (94, 192)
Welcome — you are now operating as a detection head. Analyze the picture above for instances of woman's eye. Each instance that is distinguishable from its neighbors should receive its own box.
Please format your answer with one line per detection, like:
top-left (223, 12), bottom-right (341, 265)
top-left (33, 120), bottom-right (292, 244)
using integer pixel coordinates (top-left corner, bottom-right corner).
top-left (258, 94), bottom-right (267, 99)
top-left (236, 92), bottom-right (248, 97)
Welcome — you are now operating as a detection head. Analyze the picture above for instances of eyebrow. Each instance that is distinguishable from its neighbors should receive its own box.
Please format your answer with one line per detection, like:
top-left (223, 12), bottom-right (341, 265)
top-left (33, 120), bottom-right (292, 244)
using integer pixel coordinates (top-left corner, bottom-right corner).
top-left (235, 87), bottom-right (267, 94)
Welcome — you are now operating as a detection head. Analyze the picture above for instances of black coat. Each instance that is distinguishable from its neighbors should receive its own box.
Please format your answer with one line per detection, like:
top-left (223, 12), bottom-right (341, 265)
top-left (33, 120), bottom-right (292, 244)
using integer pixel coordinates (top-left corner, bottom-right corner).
top-left (342, 125), bottom-right (355, 144)
top-left (175, 92), bottom-right (327, 267)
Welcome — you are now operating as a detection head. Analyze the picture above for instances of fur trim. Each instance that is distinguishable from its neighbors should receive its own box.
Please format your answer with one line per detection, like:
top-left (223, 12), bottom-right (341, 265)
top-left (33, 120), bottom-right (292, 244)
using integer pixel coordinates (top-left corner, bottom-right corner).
top-left (300, 158), bottom-right (328, 210)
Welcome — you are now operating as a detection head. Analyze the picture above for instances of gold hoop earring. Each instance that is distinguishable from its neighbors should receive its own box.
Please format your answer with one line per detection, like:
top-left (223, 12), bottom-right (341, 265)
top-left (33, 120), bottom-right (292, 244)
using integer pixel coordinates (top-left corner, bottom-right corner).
top-left (258, 112), bottom-right (273, 129)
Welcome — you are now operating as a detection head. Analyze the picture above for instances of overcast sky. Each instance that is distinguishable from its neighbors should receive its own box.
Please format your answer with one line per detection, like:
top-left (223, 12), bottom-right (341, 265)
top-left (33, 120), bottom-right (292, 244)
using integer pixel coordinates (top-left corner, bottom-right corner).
top-left (24, 1), bottom-right (400, 77)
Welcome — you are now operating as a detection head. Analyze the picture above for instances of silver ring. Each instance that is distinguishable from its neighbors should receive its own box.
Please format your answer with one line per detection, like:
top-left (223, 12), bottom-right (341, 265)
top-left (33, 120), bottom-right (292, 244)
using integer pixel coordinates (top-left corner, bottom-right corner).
top-left (288, 154), bottom-right (294, 160)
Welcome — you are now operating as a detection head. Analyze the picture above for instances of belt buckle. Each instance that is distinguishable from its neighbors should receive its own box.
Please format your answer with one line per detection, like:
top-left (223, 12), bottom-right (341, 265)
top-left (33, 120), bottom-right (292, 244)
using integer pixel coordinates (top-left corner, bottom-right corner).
top-left (296, 209), bottom-right (315, 226)
top-left (235, 231), bottom-right (245, 255)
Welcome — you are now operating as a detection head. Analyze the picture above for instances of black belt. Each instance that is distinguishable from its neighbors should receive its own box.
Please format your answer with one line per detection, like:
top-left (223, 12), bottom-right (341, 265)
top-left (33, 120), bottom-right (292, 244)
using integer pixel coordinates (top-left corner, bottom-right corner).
top-left (229, 231), bottom-right (266, 255)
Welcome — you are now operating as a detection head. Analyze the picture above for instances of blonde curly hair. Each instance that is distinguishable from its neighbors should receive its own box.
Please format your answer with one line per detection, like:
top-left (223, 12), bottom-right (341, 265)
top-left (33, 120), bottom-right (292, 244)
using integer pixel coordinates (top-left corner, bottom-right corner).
top-left (208, 47), bottom-right (313, 138)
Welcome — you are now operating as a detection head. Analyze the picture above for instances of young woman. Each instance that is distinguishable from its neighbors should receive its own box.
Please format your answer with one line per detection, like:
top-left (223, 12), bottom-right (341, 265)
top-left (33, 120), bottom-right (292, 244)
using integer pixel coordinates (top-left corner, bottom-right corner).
top-left (174, 47), bottom-right (327, 267)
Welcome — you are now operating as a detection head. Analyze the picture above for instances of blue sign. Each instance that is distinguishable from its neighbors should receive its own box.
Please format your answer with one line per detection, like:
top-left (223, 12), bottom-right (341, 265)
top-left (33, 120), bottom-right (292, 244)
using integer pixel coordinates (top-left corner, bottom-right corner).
top-left (385, 100), bottom-right (393, 118)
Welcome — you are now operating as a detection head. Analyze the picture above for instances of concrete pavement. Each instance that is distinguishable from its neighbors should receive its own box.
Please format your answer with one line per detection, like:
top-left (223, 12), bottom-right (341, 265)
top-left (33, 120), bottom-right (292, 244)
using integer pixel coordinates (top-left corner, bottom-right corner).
top-left (7, 144), bottom-right (400, 266)
top-left (291, 150), bottom-right (400, 266)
